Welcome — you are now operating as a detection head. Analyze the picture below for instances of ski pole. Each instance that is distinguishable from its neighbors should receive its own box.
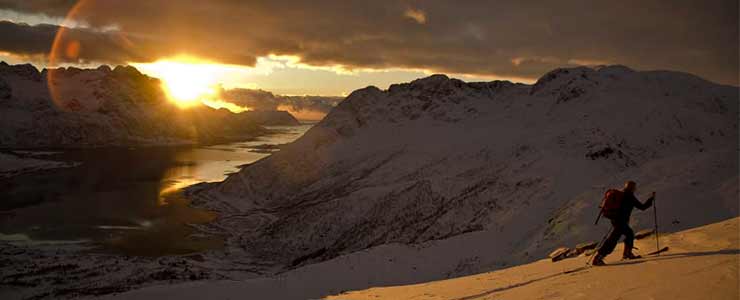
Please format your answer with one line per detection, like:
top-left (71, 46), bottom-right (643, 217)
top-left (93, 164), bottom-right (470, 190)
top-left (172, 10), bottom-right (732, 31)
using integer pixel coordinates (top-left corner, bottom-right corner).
top-left (587, 226), bottom-right (612, 265)
top-left (652, 192), bottom-right (659, 255)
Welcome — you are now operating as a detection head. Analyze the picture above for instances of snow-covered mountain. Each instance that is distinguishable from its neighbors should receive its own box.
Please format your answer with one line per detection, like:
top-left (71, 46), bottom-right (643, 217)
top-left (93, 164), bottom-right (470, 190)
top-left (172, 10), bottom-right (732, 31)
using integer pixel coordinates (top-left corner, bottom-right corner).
top-left (239, 110), bottom-right (301, 126)
top-left (0, 62), bottom-right (299, 148)
top-left (191, 65), bottom-right (738, 276)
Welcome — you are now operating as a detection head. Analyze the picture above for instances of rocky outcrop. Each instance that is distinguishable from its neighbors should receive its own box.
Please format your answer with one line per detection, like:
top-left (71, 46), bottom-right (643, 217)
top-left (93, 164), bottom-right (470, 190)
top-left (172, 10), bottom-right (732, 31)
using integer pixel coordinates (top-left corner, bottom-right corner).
top-left (548, 247), bottom-right (572, 262)
top-left (548, 241), bottom-right (598, 262)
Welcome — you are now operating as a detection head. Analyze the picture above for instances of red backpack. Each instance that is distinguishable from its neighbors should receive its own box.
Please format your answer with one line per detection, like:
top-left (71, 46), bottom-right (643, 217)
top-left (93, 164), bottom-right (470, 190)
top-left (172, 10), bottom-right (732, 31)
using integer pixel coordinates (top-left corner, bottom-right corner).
top-left (600, 189), bottom-right (624, 219)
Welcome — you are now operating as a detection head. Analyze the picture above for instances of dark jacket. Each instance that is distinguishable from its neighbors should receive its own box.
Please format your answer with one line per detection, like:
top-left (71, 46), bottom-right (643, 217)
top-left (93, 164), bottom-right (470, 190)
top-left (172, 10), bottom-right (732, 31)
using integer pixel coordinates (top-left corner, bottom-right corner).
top-left (618, 192), bottom-right (654, 221)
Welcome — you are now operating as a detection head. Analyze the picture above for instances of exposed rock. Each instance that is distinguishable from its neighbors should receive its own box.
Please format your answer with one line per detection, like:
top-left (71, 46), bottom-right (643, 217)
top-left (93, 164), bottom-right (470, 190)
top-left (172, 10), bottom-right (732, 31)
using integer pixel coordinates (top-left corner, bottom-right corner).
top-left (550, 241), bottom-right (599, 262)
top-left (548, 247), bottom-right (571, 262)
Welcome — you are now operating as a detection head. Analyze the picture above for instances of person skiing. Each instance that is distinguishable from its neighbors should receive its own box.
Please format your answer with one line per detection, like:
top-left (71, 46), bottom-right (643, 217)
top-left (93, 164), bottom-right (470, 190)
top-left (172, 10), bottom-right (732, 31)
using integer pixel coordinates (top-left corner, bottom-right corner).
top-left (592, 180), bottom-right (655, 266)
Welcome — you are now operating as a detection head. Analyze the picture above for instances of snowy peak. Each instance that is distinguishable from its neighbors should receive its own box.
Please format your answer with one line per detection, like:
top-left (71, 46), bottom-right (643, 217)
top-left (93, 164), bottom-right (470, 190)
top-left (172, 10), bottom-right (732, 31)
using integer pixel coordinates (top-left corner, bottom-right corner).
top-left (195, 65), bottom-right (738, 274)
top-left (528, 64), bottom-right (734, 105)
top-left (405, 73), bottom-right (459, 91)
top-left (529, 65), bottom-right (646, 103)
top-left (0, 62), bottom-right (300, 147)
top-left (320, 74), bottom-right (524, 136)
top-left (323, 65), bottom-right (737, 135)
top-left (530, 66), bottom-right (602, 99)
top-left (592, 64), bottom-right (636, 76)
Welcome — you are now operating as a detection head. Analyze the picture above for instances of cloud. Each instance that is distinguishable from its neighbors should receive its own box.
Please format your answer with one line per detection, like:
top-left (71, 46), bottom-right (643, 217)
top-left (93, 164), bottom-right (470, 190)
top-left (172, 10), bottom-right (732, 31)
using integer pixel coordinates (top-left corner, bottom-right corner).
top-left (218, 87), bottom-right (342, 120)
top-left (0, 21), bottom-right (56, 58)
top-left (0, 20), bottom-right (256, 66)
top-left (404, 8), bottom-right (427, 24)
top-left (0, 0), bottom-right (736, 85)
top-left (567, 58), bottom-right (612, 66)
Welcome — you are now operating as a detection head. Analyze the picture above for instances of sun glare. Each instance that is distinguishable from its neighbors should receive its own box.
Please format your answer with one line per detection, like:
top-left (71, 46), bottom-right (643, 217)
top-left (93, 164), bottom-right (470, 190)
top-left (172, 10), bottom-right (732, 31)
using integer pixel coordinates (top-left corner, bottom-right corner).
top-left (131, 56), bottom-right (220, 108)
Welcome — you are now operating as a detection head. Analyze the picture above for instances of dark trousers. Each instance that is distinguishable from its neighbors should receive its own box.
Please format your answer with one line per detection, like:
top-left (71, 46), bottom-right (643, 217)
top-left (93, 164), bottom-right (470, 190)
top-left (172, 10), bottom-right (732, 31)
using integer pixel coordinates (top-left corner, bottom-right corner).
top-left (597, 218), bottom-right (634, 257)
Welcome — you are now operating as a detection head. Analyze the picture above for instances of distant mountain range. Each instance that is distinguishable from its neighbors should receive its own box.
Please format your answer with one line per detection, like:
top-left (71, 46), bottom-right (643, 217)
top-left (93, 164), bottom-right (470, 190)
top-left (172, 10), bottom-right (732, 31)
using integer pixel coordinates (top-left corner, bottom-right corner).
top-left (189, 65), bottom-right (738, 278)
top-left (0, 62), bottom-right (299, 148)
top-left (220, 88), bottom-right (343, 121)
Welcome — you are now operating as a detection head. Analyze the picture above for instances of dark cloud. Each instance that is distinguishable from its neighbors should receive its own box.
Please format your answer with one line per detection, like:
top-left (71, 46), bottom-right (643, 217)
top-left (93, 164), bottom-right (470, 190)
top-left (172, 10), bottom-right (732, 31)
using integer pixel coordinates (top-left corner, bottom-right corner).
top-left (0, 0), bottom-right (76, 17)
top-left (0, 0), bottom-right (737, 84)
top-left (0, 20), bottom-right (258, 66)
top-left (0, 20), bottom-right (155, 64)
top-left (0, 21), bottom-right (56, 55)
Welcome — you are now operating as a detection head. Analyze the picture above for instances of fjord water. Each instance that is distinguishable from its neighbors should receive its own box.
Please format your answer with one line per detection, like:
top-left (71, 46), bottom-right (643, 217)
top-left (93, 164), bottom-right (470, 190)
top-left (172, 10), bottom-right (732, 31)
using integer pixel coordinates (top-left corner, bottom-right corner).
top-left (0, 124), bottom-right (313, 256)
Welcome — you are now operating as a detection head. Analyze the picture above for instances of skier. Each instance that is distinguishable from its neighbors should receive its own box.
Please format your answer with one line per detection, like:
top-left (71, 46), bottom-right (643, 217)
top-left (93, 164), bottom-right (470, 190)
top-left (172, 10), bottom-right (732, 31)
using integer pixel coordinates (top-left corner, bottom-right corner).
top-left (592, 180), bottom-right (655, 266)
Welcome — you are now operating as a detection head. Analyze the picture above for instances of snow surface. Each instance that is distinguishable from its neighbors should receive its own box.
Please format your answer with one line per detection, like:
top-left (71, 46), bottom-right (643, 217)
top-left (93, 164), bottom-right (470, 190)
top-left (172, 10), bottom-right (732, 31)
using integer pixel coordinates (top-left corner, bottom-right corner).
top-left (327, 217), bottom-right (740, 300)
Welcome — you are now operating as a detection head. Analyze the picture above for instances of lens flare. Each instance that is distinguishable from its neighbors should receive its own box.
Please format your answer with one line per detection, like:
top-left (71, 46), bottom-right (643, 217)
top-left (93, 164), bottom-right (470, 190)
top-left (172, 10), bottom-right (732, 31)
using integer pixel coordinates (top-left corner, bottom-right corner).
top-left (132, 57), bottom-right (220, 108)
top-left (45, 1), bottom-right (251, 111)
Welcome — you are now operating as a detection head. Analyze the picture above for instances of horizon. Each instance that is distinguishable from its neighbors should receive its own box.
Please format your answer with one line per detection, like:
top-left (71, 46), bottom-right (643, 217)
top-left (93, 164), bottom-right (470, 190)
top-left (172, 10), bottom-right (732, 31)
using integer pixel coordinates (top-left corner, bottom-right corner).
top-left (6, 59), bottom-right (737, 93)
top-left (3, 57), bottom-right (737, 119)
top-left (0, 1), bottom-right (737, 109)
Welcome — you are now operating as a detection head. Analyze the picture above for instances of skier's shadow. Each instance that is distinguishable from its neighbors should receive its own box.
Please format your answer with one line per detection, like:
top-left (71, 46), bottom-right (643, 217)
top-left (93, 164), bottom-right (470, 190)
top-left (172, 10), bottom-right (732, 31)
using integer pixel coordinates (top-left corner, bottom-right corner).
top-left (605, 248), bottom-right (740, 266)
top-left (451, 248), bottom-right (739, 300)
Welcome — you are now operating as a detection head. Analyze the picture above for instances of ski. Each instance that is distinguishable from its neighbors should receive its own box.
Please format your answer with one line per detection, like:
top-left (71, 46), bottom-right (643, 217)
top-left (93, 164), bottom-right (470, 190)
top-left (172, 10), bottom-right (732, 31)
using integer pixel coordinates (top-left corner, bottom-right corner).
top-left (645, 246), bottom-right (669, 256)
top-left (584, 246), bottom-right (670, 267)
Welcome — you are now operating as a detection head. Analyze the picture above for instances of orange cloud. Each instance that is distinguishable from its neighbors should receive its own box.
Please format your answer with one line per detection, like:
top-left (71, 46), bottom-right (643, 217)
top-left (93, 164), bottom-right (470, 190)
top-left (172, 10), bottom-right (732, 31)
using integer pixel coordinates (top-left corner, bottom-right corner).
top-left (404, 8), bottom-right (427, 24)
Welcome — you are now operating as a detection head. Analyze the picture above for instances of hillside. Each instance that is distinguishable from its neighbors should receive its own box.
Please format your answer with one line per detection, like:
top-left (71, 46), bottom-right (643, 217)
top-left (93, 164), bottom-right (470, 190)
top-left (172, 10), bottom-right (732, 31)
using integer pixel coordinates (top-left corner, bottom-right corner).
top-left (99, 217), bottom-right (739, 300)
top-left (189, 65), bottom-right (738, 278)
top-left (241, 110), bottom-right (301, 126)
top-left (328, 217), bottom-right (739, 300)
top-left (0, 62), bottom-right (299, 148)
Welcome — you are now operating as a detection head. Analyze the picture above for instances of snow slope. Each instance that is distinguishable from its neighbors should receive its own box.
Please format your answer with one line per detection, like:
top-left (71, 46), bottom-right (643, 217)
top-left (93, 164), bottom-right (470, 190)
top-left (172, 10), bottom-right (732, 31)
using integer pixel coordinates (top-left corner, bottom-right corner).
top-left (329, 217), bottom-right (740, 300)
top-left (102, 217), bottom-right (740, 300)
top-left (191, 65), bottom-right (738, 277)
top-left (0, 62), bottom-right (298, 148)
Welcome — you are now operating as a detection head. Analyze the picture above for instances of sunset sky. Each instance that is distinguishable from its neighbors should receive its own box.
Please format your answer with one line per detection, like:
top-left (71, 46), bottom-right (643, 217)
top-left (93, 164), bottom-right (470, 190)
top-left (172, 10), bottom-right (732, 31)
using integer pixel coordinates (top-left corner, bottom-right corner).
top-left (0, 0), bottom-right (737, 97)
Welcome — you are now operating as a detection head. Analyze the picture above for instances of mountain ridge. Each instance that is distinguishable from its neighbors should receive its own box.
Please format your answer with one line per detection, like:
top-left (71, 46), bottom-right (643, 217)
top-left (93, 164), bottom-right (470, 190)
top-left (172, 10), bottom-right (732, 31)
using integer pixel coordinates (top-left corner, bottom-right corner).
top-left (0, 62), bottom-right (300, 148)
top-left (190, 64), bottom-right (737, 278)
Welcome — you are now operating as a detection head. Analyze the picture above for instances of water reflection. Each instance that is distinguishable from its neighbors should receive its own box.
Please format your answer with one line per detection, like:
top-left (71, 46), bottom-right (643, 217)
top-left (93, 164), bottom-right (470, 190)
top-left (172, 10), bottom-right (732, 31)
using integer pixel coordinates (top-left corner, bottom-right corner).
top-left (0, 124), bottom-right (313, 256)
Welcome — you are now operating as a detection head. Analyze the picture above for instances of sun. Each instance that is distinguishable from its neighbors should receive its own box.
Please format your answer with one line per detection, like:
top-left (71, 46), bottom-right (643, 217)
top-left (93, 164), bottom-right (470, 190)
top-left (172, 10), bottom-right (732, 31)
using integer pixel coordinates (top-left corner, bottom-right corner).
top-left (158, 63), bottom-right (216, 105)
top-left (131, 56), bottom-right (220, 108)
